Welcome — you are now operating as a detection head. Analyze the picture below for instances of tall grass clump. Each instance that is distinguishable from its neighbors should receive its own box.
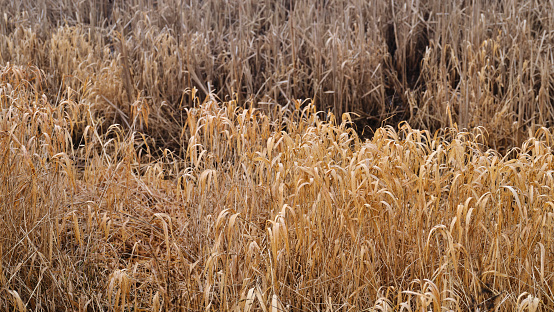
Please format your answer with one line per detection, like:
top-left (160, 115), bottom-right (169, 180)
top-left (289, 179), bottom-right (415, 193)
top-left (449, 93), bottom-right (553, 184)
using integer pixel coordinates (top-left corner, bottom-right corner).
top-left (0, 64), bottom-right (98, 309)
top-left (1, 0), bottom-right (553, 148)
top-left (1, 0), bottom-right (554, 311)
top-left (2, 64), bottom-right (554, 309)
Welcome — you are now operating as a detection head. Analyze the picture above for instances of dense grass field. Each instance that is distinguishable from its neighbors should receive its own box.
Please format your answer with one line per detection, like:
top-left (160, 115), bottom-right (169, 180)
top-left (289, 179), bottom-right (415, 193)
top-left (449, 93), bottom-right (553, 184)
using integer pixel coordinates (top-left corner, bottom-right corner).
top-left (1, 0), bottom-right (554, 311)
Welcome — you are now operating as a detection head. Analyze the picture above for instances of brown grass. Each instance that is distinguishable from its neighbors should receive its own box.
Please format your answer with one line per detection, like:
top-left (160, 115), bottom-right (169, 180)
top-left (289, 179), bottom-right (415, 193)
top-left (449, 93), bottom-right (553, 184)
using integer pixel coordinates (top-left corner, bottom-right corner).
top-left (1, 0), bottom-right (554, 311)
top-left (1, 0), bottom-right (553, 149)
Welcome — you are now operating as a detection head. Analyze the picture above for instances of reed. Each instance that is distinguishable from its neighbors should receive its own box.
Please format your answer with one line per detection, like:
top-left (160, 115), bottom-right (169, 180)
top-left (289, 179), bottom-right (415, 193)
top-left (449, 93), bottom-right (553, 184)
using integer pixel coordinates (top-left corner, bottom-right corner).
top-left (1, 0), bottom-right (554, 311)
top-left (1, 0), bottom-right (552, 149)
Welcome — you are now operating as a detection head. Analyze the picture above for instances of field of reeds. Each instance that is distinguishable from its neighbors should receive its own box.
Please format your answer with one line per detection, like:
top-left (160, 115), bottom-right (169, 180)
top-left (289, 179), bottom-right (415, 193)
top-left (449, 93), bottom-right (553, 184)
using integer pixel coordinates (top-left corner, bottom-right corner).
top-left (1, 0), bottom-right (554, 311)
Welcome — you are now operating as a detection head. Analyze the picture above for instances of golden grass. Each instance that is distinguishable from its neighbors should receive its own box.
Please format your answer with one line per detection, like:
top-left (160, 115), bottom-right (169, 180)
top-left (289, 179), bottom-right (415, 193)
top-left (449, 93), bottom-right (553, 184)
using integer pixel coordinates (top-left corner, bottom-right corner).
top-left (1, 0), bottom-right (553, 149)
top-left (1, 0), bottom-right (554, 311)
top-left (2, 67), bottom-right (554, 309)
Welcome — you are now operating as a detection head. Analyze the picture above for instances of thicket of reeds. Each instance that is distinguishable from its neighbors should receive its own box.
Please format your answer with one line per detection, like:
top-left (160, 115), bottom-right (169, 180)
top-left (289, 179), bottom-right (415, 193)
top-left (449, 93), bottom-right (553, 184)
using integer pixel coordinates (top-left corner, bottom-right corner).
top-left (2, 0), bottom-right (554, 149)
top-left (1, 0), bottom-right (554, 311)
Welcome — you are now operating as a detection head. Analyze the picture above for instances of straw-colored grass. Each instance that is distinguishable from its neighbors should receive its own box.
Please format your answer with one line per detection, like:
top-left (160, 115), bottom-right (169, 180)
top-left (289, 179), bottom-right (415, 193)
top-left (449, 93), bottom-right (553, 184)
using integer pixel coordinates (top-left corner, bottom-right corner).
top-left (1, 0), bottom-right (554, 311)
top-left (1, 0), bottom-right (553, 149)
top-left (2, 72), bottom-right (554, 310)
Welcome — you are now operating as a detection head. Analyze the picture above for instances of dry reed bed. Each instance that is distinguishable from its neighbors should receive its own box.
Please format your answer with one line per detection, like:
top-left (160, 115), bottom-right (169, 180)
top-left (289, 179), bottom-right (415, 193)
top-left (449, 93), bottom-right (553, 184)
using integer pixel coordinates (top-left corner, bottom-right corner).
top-left (1, 0), bottom-right (554, 149)
top-left (1, 64), bottom-right (553, 310)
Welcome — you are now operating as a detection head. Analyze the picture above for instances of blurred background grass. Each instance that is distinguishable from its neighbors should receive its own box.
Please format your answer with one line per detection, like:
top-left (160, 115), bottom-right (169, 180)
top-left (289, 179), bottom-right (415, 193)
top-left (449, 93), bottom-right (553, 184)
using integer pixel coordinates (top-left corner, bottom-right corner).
top-left (2, 0), bottom-right (553, 151)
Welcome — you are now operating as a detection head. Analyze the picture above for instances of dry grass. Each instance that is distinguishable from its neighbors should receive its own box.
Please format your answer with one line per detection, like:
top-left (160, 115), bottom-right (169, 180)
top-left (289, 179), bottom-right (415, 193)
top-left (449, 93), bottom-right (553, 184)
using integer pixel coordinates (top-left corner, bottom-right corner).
top-left (1, 0), bottom-right (554, 311)
top-left (1, 0), bottom-right (553, 148)
top-left (2, 69), bottom-right (554, 310)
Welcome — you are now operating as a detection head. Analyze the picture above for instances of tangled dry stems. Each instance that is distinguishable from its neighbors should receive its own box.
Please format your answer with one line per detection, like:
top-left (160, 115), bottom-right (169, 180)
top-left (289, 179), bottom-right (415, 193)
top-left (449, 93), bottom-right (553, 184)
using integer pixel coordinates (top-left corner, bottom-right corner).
top-left (1, 0), bottom-right (554, 311)
top-left (1, 65), bottom-right (553, 310)
top-left (1, 0), bottom-right (554, 149)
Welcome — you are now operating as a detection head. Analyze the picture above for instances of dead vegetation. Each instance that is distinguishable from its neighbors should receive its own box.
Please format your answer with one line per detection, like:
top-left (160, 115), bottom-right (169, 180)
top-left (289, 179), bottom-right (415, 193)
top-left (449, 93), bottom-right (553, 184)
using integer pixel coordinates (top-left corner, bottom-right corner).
top-left (1, 0), bottom-right (554, 149)
top-left (1, 0), bottom-right (554, 311)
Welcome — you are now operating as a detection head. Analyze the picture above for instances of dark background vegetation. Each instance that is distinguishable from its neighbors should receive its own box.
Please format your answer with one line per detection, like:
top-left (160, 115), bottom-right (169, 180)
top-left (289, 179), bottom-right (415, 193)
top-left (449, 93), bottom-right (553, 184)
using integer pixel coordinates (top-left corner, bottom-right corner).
top-left (2, 0), bottom-right (553, 152)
